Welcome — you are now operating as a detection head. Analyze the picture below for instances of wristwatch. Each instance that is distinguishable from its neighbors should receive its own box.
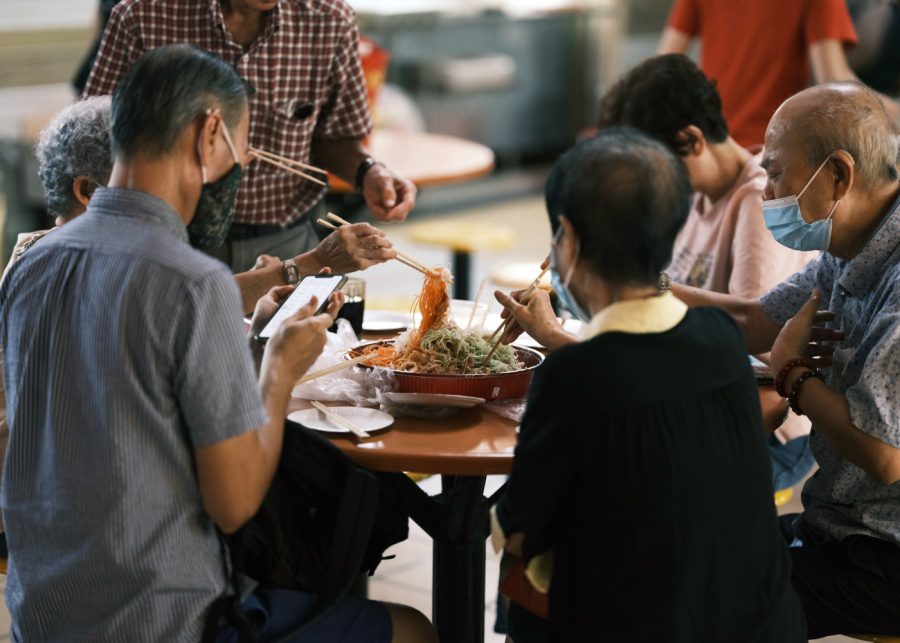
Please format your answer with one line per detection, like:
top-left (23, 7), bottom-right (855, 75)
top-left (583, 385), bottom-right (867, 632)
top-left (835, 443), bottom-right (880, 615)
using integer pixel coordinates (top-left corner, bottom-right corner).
top-left (354, 157), bottom-right (379, 191)
top-left (282, 258), bottom-right (300, 285)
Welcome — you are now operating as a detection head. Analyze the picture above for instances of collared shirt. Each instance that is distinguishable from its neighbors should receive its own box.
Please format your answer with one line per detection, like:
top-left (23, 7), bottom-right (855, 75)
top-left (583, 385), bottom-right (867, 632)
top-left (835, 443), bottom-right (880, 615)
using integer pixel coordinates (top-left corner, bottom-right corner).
top-left (0, 187), bottom-right (267, 642)
top-left (84, 0), bottom-right (372, 227)
top-left (759, 188), bottom-right (900, 545)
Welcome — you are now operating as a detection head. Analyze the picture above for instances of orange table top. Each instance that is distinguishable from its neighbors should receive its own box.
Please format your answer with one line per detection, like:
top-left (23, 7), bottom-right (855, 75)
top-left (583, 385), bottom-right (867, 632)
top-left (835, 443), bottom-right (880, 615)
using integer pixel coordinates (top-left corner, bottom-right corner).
top-left (329, 129), bottom-right (495, 192)
top-left (288, 397), bottom-right (518, 476)
top-left (289, 384), bottom-right (788, 477)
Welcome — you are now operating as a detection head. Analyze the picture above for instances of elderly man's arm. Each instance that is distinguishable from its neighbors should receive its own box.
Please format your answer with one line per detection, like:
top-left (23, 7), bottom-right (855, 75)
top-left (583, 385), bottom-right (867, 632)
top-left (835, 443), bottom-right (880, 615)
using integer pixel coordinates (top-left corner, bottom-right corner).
top-left (773, 291), bottom-right (900, 485)
top-left (312, 139), bottom-right (416, 222)
top-left (671, 283), bottom-right (782, 354)
top-left (809, 40), bottom-right (900, 129)
top-left (232, 222), bottom-right (395, 314)
top-left (194, 288), bottom-right (341, 533)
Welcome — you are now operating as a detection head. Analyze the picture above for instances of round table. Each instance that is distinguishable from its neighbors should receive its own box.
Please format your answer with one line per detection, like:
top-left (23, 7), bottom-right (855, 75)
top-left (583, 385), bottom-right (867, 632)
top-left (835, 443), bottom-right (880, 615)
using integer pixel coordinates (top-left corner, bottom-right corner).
top-left (329, 129), bottom-right (496, 192)
top-left (288, 382), bottom-right (787, 643)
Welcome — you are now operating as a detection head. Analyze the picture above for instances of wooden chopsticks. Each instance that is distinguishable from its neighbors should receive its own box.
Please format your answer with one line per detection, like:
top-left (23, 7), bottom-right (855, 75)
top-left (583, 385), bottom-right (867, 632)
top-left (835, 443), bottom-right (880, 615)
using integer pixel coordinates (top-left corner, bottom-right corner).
top-left (249, 147), bottom-right (327, 187)
top-left (310, 400), bottom-right (370, 439)
top-left (482, 267), bottom-right (550, 365)
top-left (316, 212), bottom-right (433, 277)
top-left (295, 354), bottom-right (370, 385)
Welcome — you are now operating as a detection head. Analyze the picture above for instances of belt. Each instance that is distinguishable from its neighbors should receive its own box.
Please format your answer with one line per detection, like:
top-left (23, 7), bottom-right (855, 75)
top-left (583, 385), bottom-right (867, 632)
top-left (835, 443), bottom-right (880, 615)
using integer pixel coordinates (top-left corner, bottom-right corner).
top-left (227, 217), bottom-right (307, 241)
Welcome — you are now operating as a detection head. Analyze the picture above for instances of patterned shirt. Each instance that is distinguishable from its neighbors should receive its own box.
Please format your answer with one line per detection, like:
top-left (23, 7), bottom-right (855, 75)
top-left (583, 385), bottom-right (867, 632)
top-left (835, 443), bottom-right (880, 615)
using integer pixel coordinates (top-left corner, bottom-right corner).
top-left (759, 189), bottom-right (900, 545)
top-left (0, 188), bottom-right (268, 641)
top-left (84, 0), bottom-right (372, 227)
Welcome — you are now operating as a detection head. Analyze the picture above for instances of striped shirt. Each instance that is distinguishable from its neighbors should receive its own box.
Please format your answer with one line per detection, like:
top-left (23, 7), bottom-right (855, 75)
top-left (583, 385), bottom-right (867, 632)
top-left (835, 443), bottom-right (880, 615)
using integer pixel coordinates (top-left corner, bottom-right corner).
top-left (0, 188), bottom-right (267, 642)
top-left (84, 0), bottom-right (373, 227)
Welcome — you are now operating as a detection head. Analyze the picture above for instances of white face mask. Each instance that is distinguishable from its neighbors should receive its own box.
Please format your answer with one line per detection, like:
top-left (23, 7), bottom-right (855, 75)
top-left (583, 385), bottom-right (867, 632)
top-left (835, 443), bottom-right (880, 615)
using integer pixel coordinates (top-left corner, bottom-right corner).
top-left (549, 225), bottom-right (590, 322)
top-left (762, 155), bottom-right (841, 252)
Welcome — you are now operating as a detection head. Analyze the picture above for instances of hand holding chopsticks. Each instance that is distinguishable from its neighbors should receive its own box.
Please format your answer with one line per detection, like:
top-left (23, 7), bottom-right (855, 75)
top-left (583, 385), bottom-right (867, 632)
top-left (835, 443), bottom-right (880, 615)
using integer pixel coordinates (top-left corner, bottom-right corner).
top-left (316, 212), bottom-right (433, 277)
top-left (482, 267), bottom-right (549, 365)
top-left (310, 400), bottom-right (371, 439)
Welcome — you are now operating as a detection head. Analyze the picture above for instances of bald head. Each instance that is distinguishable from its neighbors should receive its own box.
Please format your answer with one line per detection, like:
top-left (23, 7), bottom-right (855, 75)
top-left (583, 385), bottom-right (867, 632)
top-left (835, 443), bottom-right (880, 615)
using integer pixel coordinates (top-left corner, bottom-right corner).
top-left (767, 83), bottom-right (899, 188)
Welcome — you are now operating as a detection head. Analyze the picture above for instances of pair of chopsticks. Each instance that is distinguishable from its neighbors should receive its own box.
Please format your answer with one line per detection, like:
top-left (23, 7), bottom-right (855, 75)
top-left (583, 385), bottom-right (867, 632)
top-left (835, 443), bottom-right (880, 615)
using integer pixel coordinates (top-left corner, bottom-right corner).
top-left (316, 212), bottom-right (433, 276)
top-left (249, 147), bottom-right (327, 187)
top-left (295, 354), bottom-right (370, 385)
top-left (310, 400), bottom-right (370, 439)
top-left (482, 267), bottom-right (550, 365)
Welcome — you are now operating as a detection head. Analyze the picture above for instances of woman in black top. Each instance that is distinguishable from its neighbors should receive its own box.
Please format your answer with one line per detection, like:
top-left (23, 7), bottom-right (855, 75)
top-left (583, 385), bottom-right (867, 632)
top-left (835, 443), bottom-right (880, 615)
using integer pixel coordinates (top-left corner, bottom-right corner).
top-left (493, 129), bottom-right (806, 642)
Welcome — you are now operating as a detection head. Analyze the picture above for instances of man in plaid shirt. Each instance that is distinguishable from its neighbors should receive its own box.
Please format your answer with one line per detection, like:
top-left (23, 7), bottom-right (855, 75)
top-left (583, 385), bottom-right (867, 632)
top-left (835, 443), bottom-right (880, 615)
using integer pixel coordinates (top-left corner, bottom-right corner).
top-left (85, 0), bottom-right (417, 273)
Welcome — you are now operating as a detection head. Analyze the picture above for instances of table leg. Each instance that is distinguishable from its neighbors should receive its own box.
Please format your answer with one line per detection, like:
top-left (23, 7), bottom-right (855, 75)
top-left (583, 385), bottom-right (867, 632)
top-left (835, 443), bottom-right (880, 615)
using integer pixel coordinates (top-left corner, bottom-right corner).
top-left (432, 475), bottom-right (488, 643)
top-left (452, 251), bottom-right (472, 300)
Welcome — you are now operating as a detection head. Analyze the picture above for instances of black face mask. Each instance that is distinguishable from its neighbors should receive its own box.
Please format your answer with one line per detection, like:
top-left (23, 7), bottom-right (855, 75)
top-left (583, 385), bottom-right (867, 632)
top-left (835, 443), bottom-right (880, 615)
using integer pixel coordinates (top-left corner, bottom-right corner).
top-left (188, 113), bottom-right (243, 248)
top-left (188, 162), bottom-right (243, 248)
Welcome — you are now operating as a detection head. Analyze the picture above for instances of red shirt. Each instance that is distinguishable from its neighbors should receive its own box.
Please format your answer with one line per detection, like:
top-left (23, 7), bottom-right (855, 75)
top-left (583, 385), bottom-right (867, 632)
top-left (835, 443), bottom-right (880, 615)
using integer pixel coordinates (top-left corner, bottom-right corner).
top-left (85, 0), bottom-right (372, 226)
top-left (667, 0), bottom-right (857, 149)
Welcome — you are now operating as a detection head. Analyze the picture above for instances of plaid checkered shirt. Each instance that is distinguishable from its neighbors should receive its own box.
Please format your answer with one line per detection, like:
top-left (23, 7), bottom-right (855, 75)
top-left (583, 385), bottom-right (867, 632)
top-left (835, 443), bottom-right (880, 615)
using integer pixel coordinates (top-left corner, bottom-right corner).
top-left (85, 0), bottom-right (373, 227)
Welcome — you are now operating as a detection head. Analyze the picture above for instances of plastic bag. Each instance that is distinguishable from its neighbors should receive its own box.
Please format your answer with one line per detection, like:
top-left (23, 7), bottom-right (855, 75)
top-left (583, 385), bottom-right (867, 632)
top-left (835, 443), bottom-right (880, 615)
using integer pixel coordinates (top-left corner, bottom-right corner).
top-left (291, 319), bottom-right (395, 405)
top-left (484, 397), bottom-right (527, 423)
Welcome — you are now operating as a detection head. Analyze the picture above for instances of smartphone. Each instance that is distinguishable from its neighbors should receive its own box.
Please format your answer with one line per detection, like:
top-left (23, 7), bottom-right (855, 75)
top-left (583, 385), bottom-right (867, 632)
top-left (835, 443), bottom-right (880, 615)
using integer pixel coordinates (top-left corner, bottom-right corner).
top-left (257, 274), bottom-right (348, 341)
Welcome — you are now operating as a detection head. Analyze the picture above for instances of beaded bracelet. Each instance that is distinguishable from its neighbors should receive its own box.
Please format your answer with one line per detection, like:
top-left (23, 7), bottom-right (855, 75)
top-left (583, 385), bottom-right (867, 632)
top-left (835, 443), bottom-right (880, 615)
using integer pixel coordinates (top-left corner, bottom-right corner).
top-left (774, 357), bottom-right (815, 397)
top-left (788, 369), bottom-right (824, 416)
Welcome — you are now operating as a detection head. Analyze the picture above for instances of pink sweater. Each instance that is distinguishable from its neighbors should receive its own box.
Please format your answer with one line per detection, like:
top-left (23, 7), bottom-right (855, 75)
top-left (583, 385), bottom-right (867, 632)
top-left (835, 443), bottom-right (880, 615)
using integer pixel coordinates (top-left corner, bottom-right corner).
top-left (667, 156), bottom-right (817, 442)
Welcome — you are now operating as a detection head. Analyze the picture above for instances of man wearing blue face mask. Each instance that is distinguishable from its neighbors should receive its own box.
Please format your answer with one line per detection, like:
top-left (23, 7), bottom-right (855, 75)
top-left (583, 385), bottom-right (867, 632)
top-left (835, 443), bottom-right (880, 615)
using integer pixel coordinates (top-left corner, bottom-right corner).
top-left (672, 82), bottom-right (900, 637)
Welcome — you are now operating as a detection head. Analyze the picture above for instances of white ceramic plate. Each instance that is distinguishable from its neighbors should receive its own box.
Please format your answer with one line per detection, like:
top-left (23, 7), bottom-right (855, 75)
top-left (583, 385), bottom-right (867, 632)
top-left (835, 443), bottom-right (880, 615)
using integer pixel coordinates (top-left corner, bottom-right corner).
top-left (289, 406), bottom-right (394, 434)
top-left (362, 311), bottom-right (413, 333)
top-left (382, 392), bottom-right (485, 408)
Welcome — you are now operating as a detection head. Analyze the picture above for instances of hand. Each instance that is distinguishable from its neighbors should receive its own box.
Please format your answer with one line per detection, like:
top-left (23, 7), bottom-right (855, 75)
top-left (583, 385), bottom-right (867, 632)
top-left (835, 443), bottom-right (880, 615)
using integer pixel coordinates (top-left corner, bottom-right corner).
top-left (362, 164), bottom-right (416, 222)
top-left (771, 289), bottom-right (844, 377)
top-left (249, 284), bottom-right (294, 338)
top-left (311, 222), bottom-right (396, 273)
top-left (261, 290), bottom-right (344, 382)
top-left (252, 254), bottom-right (281, 271)
top-left (495, 288), bottom-right (575, 350)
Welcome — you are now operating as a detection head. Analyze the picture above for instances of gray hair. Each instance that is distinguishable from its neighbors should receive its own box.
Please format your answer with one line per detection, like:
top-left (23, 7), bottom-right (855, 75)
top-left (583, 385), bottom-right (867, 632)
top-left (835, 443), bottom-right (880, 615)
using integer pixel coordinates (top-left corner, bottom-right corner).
top-left (36, 96), bottom-right (113, 217)
top-left (795, 82), bottom-right (899, 187)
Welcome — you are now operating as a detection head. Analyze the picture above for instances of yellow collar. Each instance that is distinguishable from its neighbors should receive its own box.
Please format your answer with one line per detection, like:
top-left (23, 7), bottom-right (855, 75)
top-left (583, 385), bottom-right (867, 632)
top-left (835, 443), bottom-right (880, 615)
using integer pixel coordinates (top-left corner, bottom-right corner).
top-left (582, 291), bottom-right (688, 340)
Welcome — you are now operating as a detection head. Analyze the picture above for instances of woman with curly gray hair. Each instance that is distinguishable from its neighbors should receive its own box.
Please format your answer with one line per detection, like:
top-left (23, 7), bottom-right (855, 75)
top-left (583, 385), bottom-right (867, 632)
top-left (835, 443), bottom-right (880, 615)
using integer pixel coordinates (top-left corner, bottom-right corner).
top-left (1, 96), bottom-right (112, 284)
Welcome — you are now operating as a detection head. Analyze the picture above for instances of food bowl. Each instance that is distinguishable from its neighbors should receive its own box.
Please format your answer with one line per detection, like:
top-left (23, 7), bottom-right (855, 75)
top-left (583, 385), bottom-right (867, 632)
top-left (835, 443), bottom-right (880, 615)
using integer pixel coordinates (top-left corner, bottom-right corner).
top-left (350, 341), bottom-right (544, 400)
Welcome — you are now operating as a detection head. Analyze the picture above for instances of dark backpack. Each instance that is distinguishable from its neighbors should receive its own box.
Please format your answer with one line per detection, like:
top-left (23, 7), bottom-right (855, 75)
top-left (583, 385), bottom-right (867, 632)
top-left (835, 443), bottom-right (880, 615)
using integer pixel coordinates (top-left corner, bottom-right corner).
top-left (226, 423), bottom-right (410, 610)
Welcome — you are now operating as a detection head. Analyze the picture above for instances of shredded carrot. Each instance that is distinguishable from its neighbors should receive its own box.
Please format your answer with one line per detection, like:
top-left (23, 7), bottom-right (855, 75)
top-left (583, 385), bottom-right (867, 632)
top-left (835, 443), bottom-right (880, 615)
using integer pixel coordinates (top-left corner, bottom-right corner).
top-left (359, 343), bottom-right (397, 367)
top-left (407, 268), bottom-right (451, 352)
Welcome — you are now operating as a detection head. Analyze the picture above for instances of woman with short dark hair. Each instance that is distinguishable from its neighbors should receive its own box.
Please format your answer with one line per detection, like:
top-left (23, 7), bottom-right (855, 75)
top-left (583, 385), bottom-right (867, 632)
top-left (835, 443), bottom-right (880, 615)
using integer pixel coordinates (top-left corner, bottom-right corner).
top-left (493, 128), bottom-right (806, 643)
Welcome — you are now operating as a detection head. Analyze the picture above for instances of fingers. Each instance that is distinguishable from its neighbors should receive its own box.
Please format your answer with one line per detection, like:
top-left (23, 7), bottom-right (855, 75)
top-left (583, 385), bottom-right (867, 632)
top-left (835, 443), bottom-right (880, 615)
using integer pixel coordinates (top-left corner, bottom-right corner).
top-left (266, 284), bottom-right (295, 304)
top-left (317, 266), bottom-right (332, 275)
top-left (494, 289), bottom-right (524, 314)
top-left (286, 295), bottom-right (318, 323)
top-left (810, 327), bottom-right (844, 342)
top-left (325, 291), bottom-right (344, 317)
top-left (793, 289), bottom-right (823, 324)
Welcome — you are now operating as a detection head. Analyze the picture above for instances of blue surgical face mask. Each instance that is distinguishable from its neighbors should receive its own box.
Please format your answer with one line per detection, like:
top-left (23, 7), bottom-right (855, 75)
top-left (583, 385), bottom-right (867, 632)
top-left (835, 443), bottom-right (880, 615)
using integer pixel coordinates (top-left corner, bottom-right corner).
top-left (549, 225), bottom-right (591, 322)
top-left (762, 155), bottom-right (841, 252)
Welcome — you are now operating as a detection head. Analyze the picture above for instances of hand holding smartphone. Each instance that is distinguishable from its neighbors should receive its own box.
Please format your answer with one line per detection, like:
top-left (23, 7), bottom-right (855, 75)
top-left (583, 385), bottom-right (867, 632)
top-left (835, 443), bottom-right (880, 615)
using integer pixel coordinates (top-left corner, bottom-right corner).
top-left (257, 274), bottom-right (347, 341)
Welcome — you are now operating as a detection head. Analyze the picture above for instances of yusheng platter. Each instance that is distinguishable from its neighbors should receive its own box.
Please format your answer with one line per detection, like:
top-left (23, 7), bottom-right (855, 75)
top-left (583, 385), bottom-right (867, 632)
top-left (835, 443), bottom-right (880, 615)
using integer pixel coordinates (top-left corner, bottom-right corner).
top-left (352, 266), bottom-right (543, 400)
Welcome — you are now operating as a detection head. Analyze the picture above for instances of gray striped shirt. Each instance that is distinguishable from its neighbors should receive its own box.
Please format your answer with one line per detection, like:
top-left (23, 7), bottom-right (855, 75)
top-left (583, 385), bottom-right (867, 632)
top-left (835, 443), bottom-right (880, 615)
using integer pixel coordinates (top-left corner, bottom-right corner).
top-left (0, 188), bottom-right (267, 642)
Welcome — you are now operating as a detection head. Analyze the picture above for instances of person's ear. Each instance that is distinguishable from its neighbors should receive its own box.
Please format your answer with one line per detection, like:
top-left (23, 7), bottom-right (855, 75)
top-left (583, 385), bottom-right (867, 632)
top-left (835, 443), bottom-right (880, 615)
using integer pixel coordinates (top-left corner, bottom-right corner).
top-left (676, 125), bottom-right (706, 157)
top-left (557, 215), bottom-right (580, 263)
top-left (827, 150), bottom-right (854, 201)
top-left (72, 175), bottom-right (95, 208)
top-left (195, 110), bottom-right (222, 182)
